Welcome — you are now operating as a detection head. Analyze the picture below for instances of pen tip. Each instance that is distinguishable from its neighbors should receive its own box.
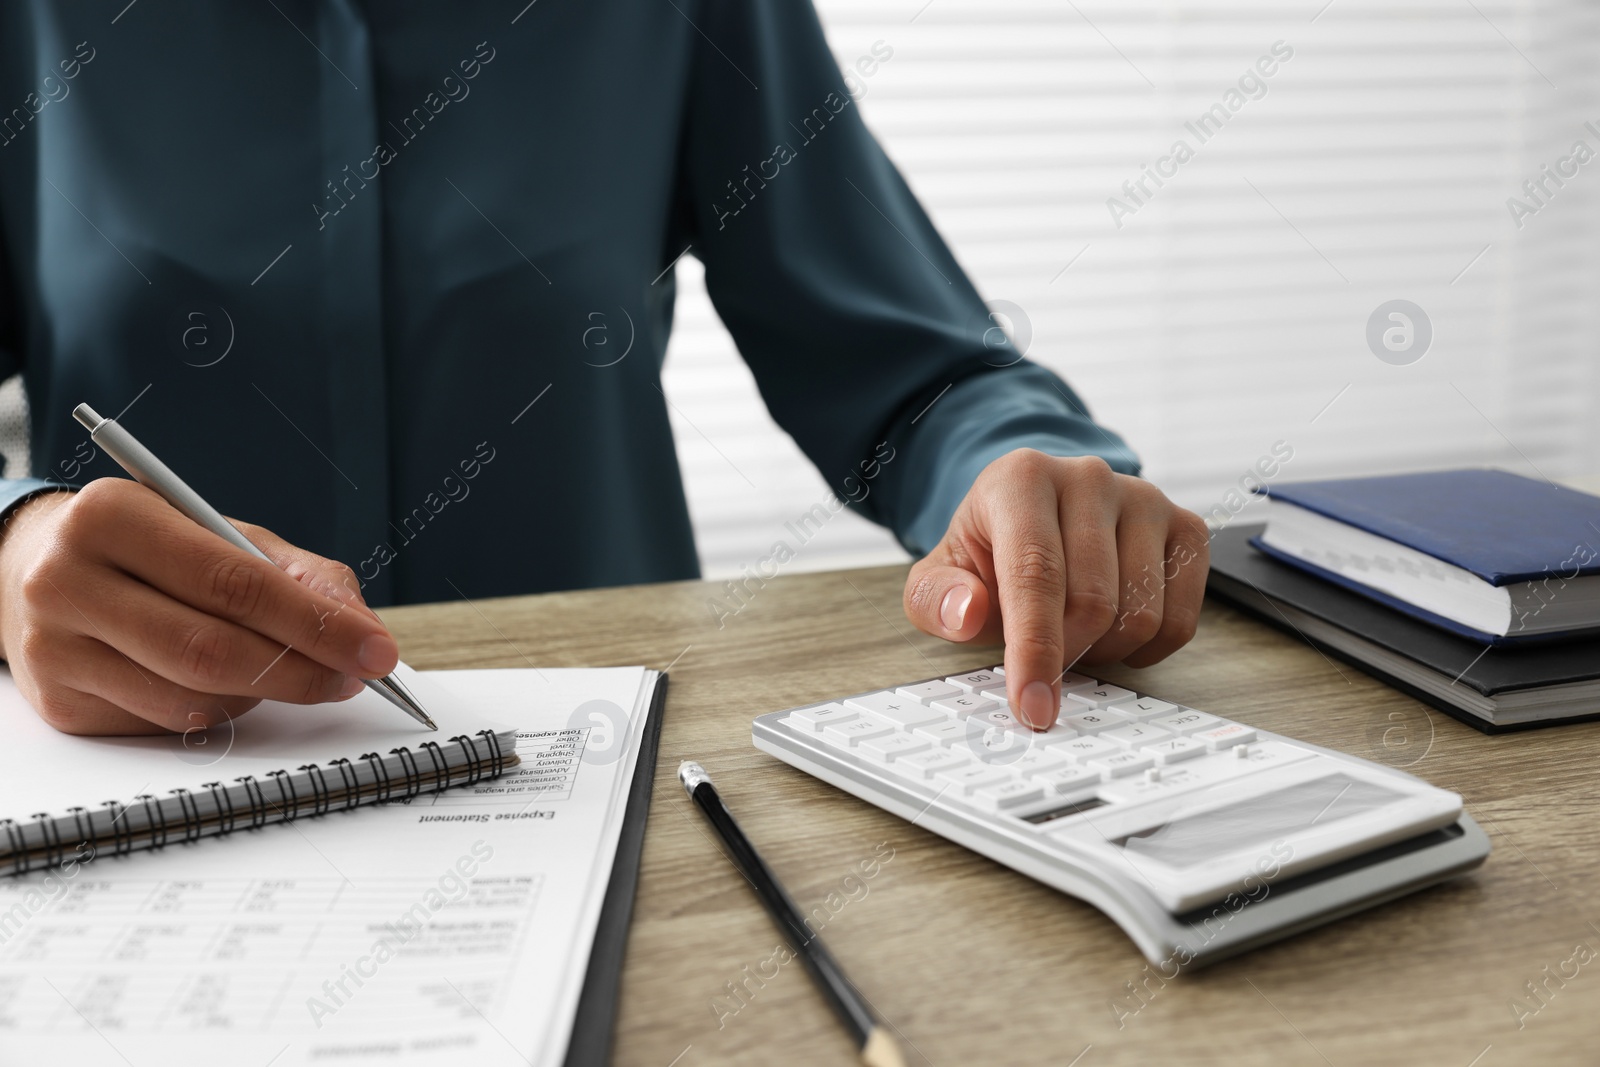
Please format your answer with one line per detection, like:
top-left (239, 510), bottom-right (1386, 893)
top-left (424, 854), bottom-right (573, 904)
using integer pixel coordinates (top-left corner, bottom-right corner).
top-left (424, 716), bottom-right (439, 731)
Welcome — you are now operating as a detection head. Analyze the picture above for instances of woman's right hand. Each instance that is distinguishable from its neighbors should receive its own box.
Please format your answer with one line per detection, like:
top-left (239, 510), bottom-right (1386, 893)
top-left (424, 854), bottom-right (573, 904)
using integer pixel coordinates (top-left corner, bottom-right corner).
top-left (0, 478), bottom-right (401, 735)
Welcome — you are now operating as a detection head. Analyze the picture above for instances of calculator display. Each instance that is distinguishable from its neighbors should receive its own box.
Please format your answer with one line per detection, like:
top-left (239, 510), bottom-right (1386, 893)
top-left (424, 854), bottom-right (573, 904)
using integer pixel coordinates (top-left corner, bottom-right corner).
top-left (1114, 773), bottom-right (1405, 868)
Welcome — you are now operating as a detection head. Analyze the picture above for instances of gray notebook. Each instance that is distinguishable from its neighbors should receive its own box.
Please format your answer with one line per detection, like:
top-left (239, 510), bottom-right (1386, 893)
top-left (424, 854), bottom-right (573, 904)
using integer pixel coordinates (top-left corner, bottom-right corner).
top-left (1207, 524), bottom-right (1600, 731)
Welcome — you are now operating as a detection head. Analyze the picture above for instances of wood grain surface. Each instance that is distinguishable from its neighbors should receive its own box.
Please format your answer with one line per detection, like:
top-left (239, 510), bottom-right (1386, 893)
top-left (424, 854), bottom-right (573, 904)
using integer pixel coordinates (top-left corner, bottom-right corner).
top-left (379, 564), bottom-right (1599, 1067)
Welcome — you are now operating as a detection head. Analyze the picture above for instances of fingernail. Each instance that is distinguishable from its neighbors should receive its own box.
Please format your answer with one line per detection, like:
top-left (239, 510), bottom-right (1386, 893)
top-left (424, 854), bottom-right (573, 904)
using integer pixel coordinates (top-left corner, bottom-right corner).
top-left (358, 633), bottom-right (399, 674)
top-left (1019, 680), bottom-right (1056, 730)
top-left (337, 674), bottom-right (365, 699)
top-left (939, 586), bottom-right (972, 634)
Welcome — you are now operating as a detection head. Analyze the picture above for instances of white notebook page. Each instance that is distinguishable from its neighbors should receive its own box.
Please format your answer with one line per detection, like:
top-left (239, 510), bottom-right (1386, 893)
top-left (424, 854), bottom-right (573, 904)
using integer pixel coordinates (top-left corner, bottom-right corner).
top-left (0, 666), bottom-right (658, 1067)
top-left (0, 664), bottom-right (513, 820)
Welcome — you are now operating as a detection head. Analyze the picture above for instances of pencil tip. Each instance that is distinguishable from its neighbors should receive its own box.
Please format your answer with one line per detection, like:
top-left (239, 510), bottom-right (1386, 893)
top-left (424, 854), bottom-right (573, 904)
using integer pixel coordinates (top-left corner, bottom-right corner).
top-left (861, 1027), bottom-right (907, 1067)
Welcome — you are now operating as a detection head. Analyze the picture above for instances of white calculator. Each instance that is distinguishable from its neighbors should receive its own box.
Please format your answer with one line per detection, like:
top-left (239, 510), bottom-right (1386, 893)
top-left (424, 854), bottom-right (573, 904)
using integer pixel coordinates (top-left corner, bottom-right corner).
top-left (752, 665), bottom-right (1489, 965)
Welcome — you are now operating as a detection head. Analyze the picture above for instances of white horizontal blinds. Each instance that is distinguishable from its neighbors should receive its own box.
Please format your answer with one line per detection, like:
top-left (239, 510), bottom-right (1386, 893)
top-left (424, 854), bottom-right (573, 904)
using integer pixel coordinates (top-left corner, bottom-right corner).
top-left (660, 258), bottom-right (913, 579)
top-left (663, 0), bottom-right (1600, 578)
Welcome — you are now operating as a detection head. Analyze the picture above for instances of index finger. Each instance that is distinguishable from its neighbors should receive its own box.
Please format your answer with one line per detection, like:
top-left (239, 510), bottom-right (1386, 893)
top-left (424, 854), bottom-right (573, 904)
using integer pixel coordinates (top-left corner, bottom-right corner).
top-left (989, 475), bottom-right (1069, 730)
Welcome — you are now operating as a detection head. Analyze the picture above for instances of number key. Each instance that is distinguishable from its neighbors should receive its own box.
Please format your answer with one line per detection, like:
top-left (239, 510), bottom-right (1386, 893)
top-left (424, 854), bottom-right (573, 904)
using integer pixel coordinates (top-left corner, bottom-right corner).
top-left (1108, 697), bottom-right (1177, 721)
top-left (933, 694), bottom-right (1001, 718)
top-left (1064, 683), bottom-right (1136, 708)
top-left (946, 670), bottom-right (1006, 695)
top-left (972, 708), bottom-right (1025, 730)
top-left (1061, 708), bottom-right (1132, 735)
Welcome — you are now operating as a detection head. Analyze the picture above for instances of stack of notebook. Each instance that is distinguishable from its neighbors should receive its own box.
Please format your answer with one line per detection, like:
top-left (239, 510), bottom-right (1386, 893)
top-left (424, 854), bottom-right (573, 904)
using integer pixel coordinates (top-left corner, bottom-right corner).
top-left (1206, 469), bottom-right (1600, 732)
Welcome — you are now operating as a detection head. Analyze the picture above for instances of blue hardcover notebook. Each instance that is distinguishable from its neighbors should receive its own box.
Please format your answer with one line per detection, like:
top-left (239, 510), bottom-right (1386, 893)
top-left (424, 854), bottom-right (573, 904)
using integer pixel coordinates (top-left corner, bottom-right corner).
top-left (1253, 470), bottom-right (1600, 644)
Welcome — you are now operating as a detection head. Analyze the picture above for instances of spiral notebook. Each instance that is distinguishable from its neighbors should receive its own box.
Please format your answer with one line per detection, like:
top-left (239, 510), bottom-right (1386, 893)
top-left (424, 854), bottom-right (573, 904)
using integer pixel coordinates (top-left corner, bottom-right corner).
top-left (0, 665), bottom-right (666, 1066)
top-left (0, 666), bottom-right (519, 874)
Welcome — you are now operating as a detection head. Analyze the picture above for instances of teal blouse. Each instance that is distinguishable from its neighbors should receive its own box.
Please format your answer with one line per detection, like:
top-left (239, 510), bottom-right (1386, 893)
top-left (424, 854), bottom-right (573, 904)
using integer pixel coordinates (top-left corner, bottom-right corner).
top-left (0, 0), bottom-right (1136, 606)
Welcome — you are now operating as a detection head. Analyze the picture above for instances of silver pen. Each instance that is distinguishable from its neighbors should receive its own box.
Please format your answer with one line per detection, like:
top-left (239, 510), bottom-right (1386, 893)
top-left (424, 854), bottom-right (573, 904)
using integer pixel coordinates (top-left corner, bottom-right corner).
top-left (72, 402), bottom-right (437, 730)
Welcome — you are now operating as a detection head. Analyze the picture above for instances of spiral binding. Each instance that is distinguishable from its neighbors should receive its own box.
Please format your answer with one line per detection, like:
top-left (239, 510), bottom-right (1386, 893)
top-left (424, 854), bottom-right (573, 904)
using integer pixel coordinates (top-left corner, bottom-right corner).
top-left (476, 729), bottom-right (504, 770)
top-left (329, 758), bottom-right (361, 811)
top-left (35, 812), bottom-right (62, 868)
top-left (420, 742), bottom-right (449, 794)
top-left (237, 777), bottom-right (269, 830)
top-left (266, 770), bottom-right (300, 820)
top-left (451, 734), bottom-right (484, 784)
top-left (103, 800), bottom-right (133, 857)
top-left (390, 746), bottom-right (424, 800)
top-left (3, 819), bottom-right (25, 876)
top-left (67, 807), bottom-right (94, 860)
top-left (170, 788), bottom-right (203, 845)
top-left (297, 764), bottom-right (332, 817)
top-left (361, 751), bottom-right (393, 803)
top-left (203, 781), bottom-right (236, 835)
top-left (136, 794), bottom-right (168, 850)
top-left (1, 728), bottom-right (512, 874)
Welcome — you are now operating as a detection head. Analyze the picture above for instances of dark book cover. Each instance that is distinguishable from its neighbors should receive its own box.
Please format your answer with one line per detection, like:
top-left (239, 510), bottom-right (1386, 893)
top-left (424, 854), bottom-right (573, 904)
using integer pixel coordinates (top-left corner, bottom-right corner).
top-left (1259, 469), bottom-right (1600, 585)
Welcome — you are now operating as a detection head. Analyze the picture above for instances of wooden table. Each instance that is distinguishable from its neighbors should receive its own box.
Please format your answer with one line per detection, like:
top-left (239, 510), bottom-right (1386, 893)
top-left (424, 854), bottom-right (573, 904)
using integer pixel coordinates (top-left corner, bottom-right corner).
top-left (382, 564), bottom-right (1599, 1066)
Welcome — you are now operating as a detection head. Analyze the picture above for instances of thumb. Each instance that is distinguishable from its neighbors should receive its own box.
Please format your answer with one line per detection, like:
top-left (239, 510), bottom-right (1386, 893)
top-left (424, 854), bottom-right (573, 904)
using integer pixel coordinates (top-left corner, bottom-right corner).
top-left (231, 519), bottom-right (384, 625)
top-left (904, 559), bottom-right (992, 642)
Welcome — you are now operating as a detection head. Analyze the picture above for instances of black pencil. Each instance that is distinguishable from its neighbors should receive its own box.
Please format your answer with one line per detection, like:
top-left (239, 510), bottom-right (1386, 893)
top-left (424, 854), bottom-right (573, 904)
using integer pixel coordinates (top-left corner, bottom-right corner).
top-left (679, 761), bottom-right (906, 1067)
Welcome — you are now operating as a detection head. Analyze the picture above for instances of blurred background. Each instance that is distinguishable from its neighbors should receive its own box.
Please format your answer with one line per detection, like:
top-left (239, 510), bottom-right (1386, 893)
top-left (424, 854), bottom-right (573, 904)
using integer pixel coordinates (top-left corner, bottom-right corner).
top-left (5, 0), bottom-right (1595, 580)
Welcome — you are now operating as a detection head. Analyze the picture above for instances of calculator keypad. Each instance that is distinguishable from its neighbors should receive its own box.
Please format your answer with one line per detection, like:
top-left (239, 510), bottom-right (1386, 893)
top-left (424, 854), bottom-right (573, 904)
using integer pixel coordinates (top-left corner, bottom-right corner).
top-left (785, 666), bottom-right (1315, 824)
